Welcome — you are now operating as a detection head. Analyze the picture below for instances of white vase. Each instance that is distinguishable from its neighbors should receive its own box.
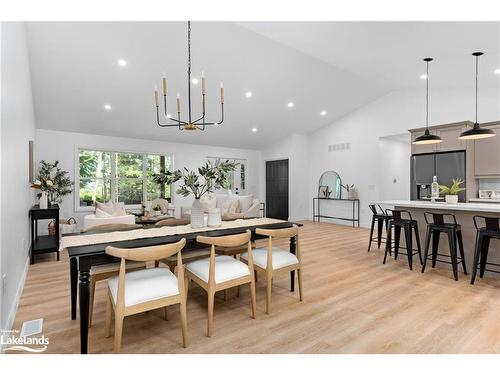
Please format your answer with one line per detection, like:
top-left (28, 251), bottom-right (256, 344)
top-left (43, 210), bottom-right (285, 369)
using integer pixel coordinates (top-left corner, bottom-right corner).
top-left (445, 194), bottom-right (458, 204)
top-left (190, 198), bottom-right (205, 228)
top-left (208, 208), bottom-right (222, 228)
top-left (39, 191), bottom-right (48, 209)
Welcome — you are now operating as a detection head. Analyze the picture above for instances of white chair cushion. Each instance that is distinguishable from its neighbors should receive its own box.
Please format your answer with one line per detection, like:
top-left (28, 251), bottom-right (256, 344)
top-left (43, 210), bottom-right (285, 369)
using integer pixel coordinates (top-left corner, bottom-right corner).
top-left (185, 255), bottom-right (250, 284)
top-left (108, 268), bottom-right (179, 307)
top-left (241, 247), bottom-right (299, 270)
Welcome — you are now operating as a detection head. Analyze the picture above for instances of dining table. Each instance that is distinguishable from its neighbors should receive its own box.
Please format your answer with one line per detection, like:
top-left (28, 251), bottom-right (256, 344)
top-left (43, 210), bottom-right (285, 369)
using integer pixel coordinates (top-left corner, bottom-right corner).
top-left (63, 217), bottom-right (303, 354)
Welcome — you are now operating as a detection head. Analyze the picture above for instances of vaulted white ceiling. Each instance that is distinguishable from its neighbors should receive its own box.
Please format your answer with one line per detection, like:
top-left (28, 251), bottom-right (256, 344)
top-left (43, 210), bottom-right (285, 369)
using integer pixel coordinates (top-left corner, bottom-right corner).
top-left (25, 22), bottom-right (500, 149)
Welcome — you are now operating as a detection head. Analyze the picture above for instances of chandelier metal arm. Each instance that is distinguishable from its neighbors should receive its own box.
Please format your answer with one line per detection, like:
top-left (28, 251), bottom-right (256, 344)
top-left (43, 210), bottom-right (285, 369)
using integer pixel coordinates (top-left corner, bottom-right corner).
top-left (156, 106), bottom-right (188, 127)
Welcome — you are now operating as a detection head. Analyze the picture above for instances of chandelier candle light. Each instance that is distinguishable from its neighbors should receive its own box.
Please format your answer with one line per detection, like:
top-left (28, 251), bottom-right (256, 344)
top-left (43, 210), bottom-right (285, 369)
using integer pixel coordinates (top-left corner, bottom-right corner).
top-left (154, 21), bottom-right (224, 131)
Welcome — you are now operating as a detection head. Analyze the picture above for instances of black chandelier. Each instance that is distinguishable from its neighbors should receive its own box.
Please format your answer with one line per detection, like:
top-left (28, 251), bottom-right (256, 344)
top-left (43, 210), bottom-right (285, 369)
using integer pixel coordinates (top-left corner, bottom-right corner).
top-left (413, 57), bottom-right (442, 145)
top-left (459, 52), bottom-right (496, 140)
top-left (154, 21), bottom-right (224, 131)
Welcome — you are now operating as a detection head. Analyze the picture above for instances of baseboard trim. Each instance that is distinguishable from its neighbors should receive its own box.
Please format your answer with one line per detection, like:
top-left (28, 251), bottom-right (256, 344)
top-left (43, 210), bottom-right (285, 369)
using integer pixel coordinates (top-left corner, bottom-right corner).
top-left (0, 256), bottom-right (30, 354)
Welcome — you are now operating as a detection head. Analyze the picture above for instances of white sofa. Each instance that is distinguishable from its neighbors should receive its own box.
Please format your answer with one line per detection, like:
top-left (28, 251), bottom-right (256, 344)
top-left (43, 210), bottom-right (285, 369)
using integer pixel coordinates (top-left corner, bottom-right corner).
top-left (182, 193), bottom-right (261, 220)
top-left (83, 213), bottom-right (136, 229)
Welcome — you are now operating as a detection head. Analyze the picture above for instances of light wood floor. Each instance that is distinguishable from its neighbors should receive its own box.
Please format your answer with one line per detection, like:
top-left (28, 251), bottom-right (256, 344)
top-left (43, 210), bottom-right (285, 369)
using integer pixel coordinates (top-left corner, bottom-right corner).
top-left (11, 221), bottom-right (500, 354)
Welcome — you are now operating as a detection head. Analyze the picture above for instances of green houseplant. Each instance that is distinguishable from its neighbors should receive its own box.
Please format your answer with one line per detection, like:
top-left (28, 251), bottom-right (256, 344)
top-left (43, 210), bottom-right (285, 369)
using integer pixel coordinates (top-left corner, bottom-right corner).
top-left (439, 178), bottom-right (465, 204)
top-left (153, 159), bottom-right (238, 228)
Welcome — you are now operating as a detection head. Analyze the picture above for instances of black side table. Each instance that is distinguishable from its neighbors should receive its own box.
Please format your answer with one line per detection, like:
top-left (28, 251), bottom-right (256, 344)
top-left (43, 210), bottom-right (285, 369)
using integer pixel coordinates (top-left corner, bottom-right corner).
top-left (29, 204), bottom-right (60, 264)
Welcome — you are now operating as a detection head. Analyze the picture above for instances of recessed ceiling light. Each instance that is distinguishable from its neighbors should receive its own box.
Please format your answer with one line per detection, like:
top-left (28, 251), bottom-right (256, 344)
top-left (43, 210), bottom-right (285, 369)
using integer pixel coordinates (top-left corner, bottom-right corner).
top-left (103, 104), bottom-right (112, 111)
top-left (251, 128), bottom-right (258, 133)
top-left (495, 68), bottom-right (500, 75)
top-left (191, 77), bottom-right (199, 85)
top-left (245, 91), bottom-right (253, 98)
top-left (320, 110), bottom-right (327, 116)
top-left (166, 113), bottom-right (172, 118)
top-left (420, 73), bottom-right (427, 80)
top-left (117, 59), bottom-right (127, 67)
top-left (287, 102), bottom-right (294, 108)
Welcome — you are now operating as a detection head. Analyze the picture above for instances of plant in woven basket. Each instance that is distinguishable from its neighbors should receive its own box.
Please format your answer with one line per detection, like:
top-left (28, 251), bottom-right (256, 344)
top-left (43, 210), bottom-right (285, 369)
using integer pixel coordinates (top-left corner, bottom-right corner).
top-left (439, 178), bottom-right (466, 196)
top-left (152, 159), bottom-right (238, 199)
top-left (31, 160), bottom-right (74, 203)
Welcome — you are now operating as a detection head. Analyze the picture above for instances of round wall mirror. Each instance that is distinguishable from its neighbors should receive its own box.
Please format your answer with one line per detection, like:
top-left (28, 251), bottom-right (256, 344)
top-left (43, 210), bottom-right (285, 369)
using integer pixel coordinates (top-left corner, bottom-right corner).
top-left (318, 171), bottom-right (342, 199)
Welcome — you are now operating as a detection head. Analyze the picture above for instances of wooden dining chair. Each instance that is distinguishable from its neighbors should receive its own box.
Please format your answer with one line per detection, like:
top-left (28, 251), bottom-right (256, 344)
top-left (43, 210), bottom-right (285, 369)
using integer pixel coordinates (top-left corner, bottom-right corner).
top-left (241, 225), bottom-right (303, 314)
top-left (104, 238), bottom-right (188, 353)
top-left (185, 230), bottom-right (256, 337)
top-left (82, 223), bottom-right (145, 328)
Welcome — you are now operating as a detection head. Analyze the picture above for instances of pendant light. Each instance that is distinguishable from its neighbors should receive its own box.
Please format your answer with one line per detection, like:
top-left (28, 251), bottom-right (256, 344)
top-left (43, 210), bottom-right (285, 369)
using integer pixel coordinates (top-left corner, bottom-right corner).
top-left (413, 58), bottom-right (443, 145)
top-left (459, 52), bottom-right (496, 140)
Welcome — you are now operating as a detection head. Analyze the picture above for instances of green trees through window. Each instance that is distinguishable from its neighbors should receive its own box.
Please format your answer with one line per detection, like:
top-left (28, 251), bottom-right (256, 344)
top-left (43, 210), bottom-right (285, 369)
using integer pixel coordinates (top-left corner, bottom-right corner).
top-left (78, 149), bottom-right (171, 207)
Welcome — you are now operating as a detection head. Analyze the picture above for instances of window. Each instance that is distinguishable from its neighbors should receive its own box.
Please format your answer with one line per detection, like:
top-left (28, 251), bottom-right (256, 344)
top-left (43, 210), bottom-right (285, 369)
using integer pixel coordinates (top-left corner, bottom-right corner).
top-left (78, 148), bottom-right (172, 209)
top-left (206, 157), bottom-right (247, 194)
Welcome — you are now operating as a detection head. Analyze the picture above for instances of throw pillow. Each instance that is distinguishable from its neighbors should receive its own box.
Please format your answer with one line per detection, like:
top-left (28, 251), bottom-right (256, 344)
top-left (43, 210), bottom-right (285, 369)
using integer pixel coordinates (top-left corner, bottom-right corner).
top-left (112, 208), bottom-right (127, 217)
top-left (200, 194), bottom-right (217, 213)
top-left (96, 201), bottom-right (114, 215)
top-left (95, 208), bottom-right (111, 218)
top-left (238, 195), bottom-right (254, 212)
top-left (222, 198), bottom-right (240, 216)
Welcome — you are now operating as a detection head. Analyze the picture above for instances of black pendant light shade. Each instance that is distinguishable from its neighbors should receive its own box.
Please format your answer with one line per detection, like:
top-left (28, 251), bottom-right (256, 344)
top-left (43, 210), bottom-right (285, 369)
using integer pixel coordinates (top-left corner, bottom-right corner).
top-left (413, 58), bottom-right (442, 145)
top-left (459, 52), bottom-right (496, 140)
top-left (414, 129), bottom-right (443, 144)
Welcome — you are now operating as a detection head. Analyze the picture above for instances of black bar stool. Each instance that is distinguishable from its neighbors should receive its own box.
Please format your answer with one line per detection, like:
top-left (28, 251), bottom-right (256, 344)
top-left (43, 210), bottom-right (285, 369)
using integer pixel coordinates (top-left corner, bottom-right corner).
top-left (383, 209), bottom-right (423, 270)
top-left (421, 212), bottom-right (467, 281)
top-left (470, 215), bottom-right (500, 284)
top-left (367, 204), bottom-right (392, 251)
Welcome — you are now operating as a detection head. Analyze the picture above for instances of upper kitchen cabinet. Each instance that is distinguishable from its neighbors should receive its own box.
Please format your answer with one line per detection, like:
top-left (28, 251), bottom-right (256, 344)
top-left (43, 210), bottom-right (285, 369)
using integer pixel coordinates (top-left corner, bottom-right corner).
top-left (473, 122), bottom-right (500, 177)
top-left (435, 125), bottom-right (468, 152)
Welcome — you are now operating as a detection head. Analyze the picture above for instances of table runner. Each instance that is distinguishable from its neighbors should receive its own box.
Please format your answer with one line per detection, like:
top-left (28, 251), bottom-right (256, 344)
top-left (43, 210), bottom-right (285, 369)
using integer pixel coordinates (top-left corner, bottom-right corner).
top-left (61, 217), bottom-right (285, 250)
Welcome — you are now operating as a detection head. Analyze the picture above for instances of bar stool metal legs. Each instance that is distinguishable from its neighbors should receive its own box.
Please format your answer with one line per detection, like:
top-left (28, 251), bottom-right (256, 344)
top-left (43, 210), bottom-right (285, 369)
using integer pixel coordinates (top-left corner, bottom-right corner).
top-left (367, 204), bottom-right (391, 252)
top-left (421, 212), bottom-right (467, 281)
top-left (470, 215), bottom-right (500, 285)
top-left (383, 209), bottom-right (422, 271)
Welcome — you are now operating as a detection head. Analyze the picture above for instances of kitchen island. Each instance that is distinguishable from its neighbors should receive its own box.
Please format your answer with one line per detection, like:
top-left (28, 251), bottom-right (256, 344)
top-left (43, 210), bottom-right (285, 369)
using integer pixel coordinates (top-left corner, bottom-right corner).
top-left (377, 200), bottom-right (500, 279)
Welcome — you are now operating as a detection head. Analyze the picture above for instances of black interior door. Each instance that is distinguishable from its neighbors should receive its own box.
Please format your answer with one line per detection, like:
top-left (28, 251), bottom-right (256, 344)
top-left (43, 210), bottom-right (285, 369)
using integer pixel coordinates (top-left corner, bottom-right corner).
top-left (266, 159), bottom-right (289, 220)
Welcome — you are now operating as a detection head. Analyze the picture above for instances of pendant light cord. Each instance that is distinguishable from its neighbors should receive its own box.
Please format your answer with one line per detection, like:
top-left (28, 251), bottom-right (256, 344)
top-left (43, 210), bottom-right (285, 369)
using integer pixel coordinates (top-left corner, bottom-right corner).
top-left (475, 53), bottom-right (478, 125)
top-left (187, 21), bottom-right (192, 124)
top-left (426, 59), bottom-right (429, 130)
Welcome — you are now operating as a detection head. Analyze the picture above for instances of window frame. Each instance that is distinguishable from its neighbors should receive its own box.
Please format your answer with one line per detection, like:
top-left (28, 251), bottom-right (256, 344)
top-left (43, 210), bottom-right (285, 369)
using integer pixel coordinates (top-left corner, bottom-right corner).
top-left (75, 146), bottom-right (174, 212)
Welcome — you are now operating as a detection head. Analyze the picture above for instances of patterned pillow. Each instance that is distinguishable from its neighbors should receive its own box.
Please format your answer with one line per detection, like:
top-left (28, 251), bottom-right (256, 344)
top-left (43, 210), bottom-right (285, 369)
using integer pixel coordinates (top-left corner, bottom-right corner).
top-left (221, 198), bottom-right (240, 216)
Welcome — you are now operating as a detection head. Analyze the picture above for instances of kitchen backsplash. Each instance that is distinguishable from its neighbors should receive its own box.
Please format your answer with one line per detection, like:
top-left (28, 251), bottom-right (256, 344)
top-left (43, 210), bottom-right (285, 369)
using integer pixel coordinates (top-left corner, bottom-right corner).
top-left (478, 178), bottom-right (500, 198)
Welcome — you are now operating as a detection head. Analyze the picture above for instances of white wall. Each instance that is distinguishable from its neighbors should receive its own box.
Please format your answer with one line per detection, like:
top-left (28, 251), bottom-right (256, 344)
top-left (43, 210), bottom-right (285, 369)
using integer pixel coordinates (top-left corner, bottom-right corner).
top-left (0, 22), bottom-right (36, 332)
top-left (378, 136), bottom-right (411, 201)
top-left (35, 129), bottom-right (263, 228)
top-left (307, 87), bottom-right (500, 227)
top-left (260, 133), bottom-right (309, 221)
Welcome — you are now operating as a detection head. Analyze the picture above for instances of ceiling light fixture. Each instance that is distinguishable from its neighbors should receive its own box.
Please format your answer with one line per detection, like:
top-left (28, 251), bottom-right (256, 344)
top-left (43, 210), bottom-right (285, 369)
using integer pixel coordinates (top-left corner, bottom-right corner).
top-left (494, 68), bottom-right (500, 75)
top-left (419, 73), bottom-right (427, 80)
top-left (117, 59), bottom-right (127, 67)
top-left (320, 110), bottom-right (327, 116)
top-left (154, 21), bottom-right (224, 131)
top-left (287, 102), bottom-right (294, 108)
top-left (191, 77), bottom-right (199, 85)
top-left (103, 104), bottom-right (112, 111)
top-left (459, 52), bottom-right (496, 140)
top-left (251, 128), bottom-right (258, 133)
top-left (245, 91), bottom-right (252, 98)
top-left (413, 58), bottom-right (442, 145)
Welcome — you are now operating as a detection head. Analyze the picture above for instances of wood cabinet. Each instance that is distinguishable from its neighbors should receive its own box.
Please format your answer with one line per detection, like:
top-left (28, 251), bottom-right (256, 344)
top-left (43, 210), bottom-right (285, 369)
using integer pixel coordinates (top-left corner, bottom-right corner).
top-left (435, 126), bottom-right (468, 152)
top-left (474, 123), bottom-right (500, 177)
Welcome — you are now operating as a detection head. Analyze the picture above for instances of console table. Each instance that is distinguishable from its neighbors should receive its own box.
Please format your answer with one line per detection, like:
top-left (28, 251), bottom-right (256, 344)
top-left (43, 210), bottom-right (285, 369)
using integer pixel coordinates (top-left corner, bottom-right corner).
top-left (29, 204), bottom-right (60, 264)
top-left (312, 197), bottom-right (360, 227)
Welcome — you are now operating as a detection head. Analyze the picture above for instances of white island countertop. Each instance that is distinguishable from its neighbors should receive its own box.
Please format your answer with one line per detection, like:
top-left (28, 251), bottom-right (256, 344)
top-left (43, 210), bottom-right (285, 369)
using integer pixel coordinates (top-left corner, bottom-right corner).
top-left (376, 200), bottom-right (500, 213)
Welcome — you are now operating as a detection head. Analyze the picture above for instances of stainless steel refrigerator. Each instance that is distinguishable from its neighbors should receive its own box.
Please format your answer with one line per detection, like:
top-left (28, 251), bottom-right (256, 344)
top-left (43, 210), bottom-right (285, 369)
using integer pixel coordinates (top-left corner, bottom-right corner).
top-left (410, 151), bottom-right (466, 202)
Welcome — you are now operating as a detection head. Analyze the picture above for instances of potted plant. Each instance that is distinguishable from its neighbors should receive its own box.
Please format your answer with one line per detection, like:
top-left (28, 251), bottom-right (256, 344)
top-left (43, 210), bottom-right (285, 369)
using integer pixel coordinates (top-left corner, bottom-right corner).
top-left (153, 159), bottom-right (237, 228)
top-left (439, 178), bottom-right (465, 204)
top-left (31, 160), bottom-right (73, 208)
